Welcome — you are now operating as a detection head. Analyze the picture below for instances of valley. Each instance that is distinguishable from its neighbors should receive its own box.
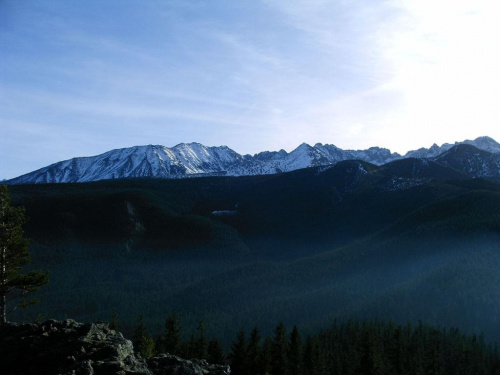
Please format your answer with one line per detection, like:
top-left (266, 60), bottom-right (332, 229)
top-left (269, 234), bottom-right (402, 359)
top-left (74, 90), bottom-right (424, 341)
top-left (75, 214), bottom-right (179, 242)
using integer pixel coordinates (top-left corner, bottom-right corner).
top-left (8, 149), bottom-right (500, 346)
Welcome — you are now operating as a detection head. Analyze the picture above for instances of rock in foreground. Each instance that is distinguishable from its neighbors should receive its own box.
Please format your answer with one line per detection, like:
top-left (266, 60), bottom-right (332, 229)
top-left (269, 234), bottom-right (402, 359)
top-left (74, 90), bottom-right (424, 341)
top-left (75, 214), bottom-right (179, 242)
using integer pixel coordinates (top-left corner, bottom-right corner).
top-left (0, 319), bottom-right (230, 375)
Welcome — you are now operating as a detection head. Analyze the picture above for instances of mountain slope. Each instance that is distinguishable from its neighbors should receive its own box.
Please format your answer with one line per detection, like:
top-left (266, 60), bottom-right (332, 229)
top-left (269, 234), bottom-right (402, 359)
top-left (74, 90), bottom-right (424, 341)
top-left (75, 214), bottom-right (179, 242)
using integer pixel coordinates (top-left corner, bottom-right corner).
top-left (6, 136), bottom-right (500, 184)
top-left (7, 143), bottom-right (243, 184)
top-left (433, 144), bottom-right (500, 180)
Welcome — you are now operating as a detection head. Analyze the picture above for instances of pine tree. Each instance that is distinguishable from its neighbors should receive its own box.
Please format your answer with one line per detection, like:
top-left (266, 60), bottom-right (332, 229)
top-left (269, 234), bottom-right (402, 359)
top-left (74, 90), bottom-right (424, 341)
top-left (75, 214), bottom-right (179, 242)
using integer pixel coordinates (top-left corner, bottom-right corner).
top-left (229, 328), bottom-right (248, 375)
top-left (185, 334), bottom-right (197, 359)
top-left (0, 185), bottom-right (49, 324)
top-left (133, 315), bottom-right (155, 358)
top-left (359, 327), bottom-right (386, 375)
top-left (272, 323), bottom-right (289, 375)
top-left (194, 320), bottom-right (208, 359)
top-left (156, 313), bottom-right (182, 356)
top-left (423, 328), bottom-right (442, 375)
top-left (207, 338), bottom-right (226, 365)
top-left (247, 326), bottom-right (262, 375)
top-left (288, 326), bottom-right (303, 375)
top-left (388, 325), bottom-right (405, 374)
top-left (303, 336), bottom-right (320, 375)
top-left (260, 336), bottom-right (274, 375)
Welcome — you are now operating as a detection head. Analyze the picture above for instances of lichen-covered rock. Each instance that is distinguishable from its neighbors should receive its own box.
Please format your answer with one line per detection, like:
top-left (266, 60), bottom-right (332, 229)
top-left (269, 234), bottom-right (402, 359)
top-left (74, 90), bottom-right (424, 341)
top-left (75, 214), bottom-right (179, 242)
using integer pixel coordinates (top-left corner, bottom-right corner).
top-left (0, 320), bottom-right (230, 375)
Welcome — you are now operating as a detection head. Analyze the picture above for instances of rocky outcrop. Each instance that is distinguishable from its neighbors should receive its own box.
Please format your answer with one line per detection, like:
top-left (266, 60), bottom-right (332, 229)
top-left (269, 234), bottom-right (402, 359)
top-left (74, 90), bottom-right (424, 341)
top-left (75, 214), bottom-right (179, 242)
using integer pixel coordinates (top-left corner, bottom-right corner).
top-left (0, 319), bottom-right (230, 375)
top-left (148, 354), bottom-right (230, 375)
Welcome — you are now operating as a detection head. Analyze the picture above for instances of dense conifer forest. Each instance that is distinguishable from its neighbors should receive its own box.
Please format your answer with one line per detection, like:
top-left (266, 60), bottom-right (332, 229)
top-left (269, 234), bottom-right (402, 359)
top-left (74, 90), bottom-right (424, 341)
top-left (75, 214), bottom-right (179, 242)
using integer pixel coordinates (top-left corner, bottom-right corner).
top-left (127, 314), bottom-right (500, 375)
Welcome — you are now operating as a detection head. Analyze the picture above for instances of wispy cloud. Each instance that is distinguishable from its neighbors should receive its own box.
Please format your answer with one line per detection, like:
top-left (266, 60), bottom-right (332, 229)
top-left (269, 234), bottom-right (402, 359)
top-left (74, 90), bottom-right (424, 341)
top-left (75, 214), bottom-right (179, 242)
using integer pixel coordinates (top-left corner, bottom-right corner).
top-left (1, 86), bottom-right (261, 127)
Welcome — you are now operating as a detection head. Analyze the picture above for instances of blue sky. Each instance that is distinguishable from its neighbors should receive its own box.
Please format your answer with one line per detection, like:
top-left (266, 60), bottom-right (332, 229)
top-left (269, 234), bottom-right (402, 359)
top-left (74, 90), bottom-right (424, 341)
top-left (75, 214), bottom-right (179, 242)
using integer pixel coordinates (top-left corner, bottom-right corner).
top-left (2, 0), bottom-right (500, 179)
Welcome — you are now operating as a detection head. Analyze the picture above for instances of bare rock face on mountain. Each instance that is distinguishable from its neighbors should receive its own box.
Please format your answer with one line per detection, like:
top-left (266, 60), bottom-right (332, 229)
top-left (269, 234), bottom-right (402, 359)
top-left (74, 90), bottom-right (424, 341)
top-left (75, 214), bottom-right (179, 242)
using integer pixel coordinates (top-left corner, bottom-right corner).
top-left (0, 319), bottom-right (230, 375)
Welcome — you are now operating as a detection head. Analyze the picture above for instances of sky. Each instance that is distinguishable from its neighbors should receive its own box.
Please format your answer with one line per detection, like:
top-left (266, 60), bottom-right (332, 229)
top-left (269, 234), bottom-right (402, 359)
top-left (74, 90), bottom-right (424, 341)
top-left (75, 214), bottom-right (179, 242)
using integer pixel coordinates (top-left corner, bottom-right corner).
top-left (2, 0), bottom-right (500, 179)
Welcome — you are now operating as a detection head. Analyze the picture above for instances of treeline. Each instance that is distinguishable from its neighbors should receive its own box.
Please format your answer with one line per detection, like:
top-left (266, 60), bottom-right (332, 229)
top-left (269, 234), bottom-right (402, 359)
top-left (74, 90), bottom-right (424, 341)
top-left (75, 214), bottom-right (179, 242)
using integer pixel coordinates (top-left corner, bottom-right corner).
top-left (128, 314), bottom-right (500, 375)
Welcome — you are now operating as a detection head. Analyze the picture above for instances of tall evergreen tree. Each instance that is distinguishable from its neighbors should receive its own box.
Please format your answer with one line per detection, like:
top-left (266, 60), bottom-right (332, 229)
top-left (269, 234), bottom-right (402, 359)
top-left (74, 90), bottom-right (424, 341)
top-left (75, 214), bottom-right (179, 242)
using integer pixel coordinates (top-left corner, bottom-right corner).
top-left (194, 320), bottom-right (208, 360)
top-left (185, 334), bottom-right (196, 359)
top-left (388, 325), bottom-right (405, 375)
top-left (288, 325), bottom-right (303, 375)
top-left (132, 315), bottom-right (155, 358)
top-left (424, 328), bottom-right (442, 375)
top-left (0, 185), bottom-right (49, 324)
top-left (359, 327), bottom-right (386, 375)
top-left (156, 313), bottom-right (182, 356)
top-left (247, 326), bottom-right (262, 375)
top-left (260, 336), bottom-right (274, 375)
top-left (489, 345), bottom-right (500, 375)
top-left (272, 323), bottom-right (289, 375)
top-left (207, 338), bottom-right (226, 365)
top-left (409, 322), bottom-right (425, 375)
top-left (303, 336), bottom-right (320, 375)
top-left (229, 328), bottom-right (248, 375)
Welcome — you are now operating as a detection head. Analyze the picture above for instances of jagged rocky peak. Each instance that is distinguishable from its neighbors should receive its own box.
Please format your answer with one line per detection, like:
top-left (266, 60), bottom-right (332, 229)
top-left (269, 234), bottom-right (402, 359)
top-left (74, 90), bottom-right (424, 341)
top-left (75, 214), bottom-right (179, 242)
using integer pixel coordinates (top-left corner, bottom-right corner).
top-left (253, 150), bottom-right (284, 161)
top-left (0, 319), bottom-right (230, 375)
top-left (295, 142), bottom-right (314, 150)
top-left (357, 146), bottom-right (400, 164)
top-left (428, 143), bottom-right (443, 155)
top-left (314, 142), bottom-right (337, 149)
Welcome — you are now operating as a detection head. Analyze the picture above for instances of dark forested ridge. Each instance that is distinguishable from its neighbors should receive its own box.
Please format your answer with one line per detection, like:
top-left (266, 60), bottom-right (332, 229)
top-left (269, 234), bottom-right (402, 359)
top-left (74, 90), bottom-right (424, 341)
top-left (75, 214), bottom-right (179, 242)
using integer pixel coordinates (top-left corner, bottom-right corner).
top-left (6, 158), bottom-right (500, 347)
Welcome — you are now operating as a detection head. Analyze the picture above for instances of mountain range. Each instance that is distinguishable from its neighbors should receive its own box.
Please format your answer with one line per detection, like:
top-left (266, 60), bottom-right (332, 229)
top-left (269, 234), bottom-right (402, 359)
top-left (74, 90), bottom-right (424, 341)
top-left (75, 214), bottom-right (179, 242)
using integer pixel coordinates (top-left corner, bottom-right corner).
top-left (6, 136), bottom-right (500, 184)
